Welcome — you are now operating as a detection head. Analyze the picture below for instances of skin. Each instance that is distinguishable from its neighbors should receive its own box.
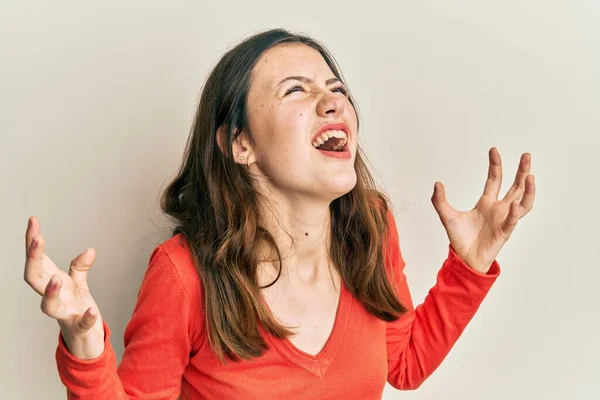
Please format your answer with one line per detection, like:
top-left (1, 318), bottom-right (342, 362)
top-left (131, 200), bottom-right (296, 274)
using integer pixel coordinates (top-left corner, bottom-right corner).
top-left (224, 43), bottom-right (359, 287)
top-left (23, 43), bottom-right (536, 359)
top-left (226, 43), bottom-right (361, 354)
top-left (431, 149), bottom-right (535, 274)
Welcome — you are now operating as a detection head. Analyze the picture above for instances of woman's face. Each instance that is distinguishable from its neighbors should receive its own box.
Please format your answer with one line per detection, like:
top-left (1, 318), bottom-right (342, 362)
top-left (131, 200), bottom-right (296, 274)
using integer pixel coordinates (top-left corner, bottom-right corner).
top-left (238, 43), bottom-right (358, 203)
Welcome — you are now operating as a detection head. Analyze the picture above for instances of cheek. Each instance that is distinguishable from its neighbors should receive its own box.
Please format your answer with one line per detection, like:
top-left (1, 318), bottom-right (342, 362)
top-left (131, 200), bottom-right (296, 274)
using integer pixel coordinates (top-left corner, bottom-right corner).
top-left (251, 100), bottom-right (312, 163)
top-left (347, 102), bottom-right (358, 126)
top-left (272, 105), bottom-right (310, 144)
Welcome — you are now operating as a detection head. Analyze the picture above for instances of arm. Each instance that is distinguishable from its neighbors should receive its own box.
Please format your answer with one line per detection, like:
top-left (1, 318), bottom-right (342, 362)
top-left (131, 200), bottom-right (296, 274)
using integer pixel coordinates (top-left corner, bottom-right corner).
top-left (385, 148), bottom-right (534, 389)
top-left (384, 210), bottom-right (500, 390)
top-left (55, 245), bottom-right (202, 399)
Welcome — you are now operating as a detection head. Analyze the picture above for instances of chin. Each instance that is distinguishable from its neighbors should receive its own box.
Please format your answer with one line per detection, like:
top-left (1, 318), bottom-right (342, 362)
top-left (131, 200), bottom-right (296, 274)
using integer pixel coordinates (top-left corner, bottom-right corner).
top-left (326, 172), bottom-right (358, 200)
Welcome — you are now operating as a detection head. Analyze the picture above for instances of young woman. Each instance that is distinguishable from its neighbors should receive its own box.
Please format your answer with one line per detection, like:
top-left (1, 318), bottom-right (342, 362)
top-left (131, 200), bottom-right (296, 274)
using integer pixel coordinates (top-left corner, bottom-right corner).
top-left (24, 29), bottom-right (535, 399)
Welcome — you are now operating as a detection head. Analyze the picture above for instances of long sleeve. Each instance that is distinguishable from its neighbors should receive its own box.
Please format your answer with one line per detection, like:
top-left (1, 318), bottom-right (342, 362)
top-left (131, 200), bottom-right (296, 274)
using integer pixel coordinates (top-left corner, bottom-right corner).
top-left (55, 245), bottom-right (201, 399)
top-left (384, 210), bottom-right (500, 390)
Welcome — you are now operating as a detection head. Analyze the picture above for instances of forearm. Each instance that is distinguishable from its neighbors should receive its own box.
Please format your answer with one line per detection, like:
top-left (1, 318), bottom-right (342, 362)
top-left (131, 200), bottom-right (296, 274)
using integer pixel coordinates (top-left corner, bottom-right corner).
top-left (56, 320), bottom-right (131, 399)
top-left (59, 320), bottom-right (105, 360)
top-left (387, 246), bottom-right (500, 389)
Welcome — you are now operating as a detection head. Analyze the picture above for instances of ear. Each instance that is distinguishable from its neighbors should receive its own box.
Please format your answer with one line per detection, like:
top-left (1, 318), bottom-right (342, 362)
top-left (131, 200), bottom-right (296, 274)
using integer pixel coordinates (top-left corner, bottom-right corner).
top-left (215, 125), bottom-right (230, 156)
top-left (216, 125), bottom-right (255, 165)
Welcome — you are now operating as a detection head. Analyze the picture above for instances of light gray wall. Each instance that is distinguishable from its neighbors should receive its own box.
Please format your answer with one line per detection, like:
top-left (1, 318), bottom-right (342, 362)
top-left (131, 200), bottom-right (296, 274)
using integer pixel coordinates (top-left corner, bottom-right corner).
top-left (3, 1), bottom-right (598, 399)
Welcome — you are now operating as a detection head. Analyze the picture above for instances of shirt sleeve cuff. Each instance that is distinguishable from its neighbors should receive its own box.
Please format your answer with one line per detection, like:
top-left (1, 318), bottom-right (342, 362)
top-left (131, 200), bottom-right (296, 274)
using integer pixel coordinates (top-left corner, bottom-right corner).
top-left (56, 319), bottom-right (112, 368)
top-left (447, 244), bottom-right (501, 284)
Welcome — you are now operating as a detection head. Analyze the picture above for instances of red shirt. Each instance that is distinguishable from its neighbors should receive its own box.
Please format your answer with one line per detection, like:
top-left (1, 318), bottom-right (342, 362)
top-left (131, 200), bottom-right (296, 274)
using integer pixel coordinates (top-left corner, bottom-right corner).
top-left (56, 211), bottom-right (500, 399)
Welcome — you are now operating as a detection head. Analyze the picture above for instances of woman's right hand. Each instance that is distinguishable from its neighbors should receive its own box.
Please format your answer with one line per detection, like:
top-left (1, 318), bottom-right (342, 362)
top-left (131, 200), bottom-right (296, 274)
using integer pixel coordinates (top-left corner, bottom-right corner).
top-left (24, 216), bottom-right (105, 359)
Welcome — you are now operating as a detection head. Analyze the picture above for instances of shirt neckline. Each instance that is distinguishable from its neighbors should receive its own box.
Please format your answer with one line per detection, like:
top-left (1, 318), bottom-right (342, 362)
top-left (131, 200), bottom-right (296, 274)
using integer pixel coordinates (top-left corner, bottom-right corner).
top-left (262, 280), bottom-right (353, 378)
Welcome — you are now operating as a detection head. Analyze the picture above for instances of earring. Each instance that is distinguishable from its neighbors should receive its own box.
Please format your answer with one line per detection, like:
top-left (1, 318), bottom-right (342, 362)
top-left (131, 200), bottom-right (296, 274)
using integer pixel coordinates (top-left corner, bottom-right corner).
top-left (239, 156), bottom-right (245, 161)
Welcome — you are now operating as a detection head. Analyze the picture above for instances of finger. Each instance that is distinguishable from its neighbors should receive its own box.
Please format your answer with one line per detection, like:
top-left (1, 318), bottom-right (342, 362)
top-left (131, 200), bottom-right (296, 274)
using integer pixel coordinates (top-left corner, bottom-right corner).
top-left (25, 216), bottom-right (39, 255)
top-left (431, 181), bottom-right (459, 226)
top-left (482, 147), bottom-right (503, 199)
top-left (503, 152), bottom-right (531, 203)
top-left (518, 174), bottom-right (536, 217)
top-left (40, 274), bottom-right (62, 318)
top-left (69, 248), bottom-right (96, 287)
top-left (74, 307), bottom-right (99, 332)
top-left (504, 152), bottom-right (531, 201)
top-left (24, 233), bottom-right (46, 295)
top-left (501, 200), bottom-right (520, 239)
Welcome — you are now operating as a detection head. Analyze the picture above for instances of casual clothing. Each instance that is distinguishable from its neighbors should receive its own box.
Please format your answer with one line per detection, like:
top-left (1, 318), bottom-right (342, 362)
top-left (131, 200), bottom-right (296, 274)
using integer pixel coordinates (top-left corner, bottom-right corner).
top-left (56, 211), bottom-right (500, 399)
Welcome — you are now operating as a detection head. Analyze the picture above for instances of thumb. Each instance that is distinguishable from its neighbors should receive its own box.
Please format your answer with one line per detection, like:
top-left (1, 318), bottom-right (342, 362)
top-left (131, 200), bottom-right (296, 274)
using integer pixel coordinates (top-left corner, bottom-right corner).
top-left (74, 307), bottom-right (99, 332)
top-left (69, 248), bottom-right (96, 286)
top-left (40, 274), bottom-right (63, 318)
top-left (431, 181), bottom-right (457, 226)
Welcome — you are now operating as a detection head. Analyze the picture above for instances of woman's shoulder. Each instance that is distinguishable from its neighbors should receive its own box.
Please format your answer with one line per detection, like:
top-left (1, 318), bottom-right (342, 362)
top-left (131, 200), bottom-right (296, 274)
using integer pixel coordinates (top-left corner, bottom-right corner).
top-left (153, 233), bottom-right (203, 301)
top-left (136, 233), bottom-right (206, 353)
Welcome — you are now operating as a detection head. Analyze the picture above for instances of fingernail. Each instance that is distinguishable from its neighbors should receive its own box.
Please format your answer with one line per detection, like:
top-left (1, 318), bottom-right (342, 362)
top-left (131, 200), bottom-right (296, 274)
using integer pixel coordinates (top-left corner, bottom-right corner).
top-left (28, 218), bottom-right (32, 228)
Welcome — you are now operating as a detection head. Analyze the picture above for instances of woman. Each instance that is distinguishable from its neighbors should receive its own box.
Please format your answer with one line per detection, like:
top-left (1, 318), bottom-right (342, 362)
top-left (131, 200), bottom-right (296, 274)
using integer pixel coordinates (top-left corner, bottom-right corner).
top-left (24, 29), bottom-right (535, 399)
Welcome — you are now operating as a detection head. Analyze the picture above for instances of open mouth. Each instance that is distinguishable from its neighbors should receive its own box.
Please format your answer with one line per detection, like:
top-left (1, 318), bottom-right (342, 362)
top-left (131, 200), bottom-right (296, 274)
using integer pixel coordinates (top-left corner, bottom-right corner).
top-left (311, 130), bottom-right (348, 152)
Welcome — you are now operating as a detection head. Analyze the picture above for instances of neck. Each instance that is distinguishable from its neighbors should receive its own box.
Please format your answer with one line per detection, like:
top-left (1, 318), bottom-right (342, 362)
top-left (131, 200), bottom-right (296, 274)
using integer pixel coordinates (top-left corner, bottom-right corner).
top-left (256, 196), bottom-right (333, 287)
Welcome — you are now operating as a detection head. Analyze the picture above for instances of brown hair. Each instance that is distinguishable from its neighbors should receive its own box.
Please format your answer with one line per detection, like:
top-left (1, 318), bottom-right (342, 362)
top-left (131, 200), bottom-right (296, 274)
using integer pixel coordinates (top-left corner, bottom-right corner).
top-left (161, 28), bottom-right (407, 363)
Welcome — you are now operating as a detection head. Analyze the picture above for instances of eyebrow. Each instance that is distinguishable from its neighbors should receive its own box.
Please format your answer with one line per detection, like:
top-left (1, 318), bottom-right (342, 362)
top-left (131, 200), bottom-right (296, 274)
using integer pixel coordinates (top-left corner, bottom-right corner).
top-left (276, 76), bottom-right (342, 87)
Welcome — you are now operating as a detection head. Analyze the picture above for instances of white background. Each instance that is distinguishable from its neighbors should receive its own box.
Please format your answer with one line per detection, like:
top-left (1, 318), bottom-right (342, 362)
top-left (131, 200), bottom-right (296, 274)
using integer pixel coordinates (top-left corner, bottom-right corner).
top-left (2, 1), bottom-right (598, 398)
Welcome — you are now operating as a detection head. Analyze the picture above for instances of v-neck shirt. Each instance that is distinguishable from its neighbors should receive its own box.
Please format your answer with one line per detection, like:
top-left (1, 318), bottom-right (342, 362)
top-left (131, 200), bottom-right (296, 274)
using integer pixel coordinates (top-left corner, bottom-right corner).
top-left (259, 277), bottom-right (351, 379)
top-left (56, 211), bottom-right (500, 399)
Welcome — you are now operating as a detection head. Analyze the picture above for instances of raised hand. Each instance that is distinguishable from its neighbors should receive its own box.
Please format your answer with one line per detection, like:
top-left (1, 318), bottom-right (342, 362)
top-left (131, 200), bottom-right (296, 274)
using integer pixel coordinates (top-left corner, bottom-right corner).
top-left (24, 217), bottom-right (105, 359)
top-left (431, 147), bottom-right (536, 273)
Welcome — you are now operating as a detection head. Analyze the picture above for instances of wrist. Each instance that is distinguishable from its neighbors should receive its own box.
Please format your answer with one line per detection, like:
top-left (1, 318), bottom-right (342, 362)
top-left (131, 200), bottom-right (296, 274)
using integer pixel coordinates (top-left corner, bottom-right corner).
top-left (59, 322), bottom-right (105, 360)
top-left (468, 261), bottom-right (493, 274)
top-left (467, 264), bottom-right (492, 274)
top-left (450, 245), bottom-right (490, 273)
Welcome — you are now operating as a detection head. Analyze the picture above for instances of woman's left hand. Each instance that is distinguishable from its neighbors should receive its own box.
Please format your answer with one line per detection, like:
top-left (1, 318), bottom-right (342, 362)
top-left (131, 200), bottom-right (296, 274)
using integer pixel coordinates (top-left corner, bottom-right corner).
top-left (431, 147), bottom-right (536, 273)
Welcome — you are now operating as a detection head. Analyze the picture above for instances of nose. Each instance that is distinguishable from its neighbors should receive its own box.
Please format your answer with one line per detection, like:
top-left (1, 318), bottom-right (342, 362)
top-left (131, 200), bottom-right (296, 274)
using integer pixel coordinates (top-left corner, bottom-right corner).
top-left (316, 90), bottom-right (346, 118)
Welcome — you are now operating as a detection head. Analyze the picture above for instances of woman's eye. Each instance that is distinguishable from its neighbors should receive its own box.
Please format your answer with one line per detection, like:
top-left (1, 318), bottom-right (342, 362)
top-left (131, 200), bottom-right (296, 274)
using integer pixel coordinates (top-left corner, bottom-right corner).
top-left (285, 84), bottom-right (304, 95)
top-left (284, 84), bottom-right (348, 96)
top-left (332, 86), bottom-right (349, 96)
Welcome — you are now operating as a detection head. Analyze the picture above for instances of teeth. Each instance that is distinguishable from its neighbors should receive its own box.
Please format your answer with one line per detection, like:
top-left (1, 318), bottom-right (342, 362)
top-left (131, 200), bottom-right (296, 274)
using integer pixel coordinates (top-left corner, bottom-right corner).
top-left (311, 130), bottom-right (348, 149)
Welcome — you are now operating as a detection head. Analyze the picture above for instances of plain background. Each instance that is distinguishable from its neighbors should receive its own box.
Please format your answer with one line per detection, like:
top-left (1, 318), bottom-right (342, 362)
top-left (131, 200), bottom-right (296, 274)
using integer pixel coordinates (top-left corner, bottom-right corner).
top-left (2, 1), bottom-right (599, 399)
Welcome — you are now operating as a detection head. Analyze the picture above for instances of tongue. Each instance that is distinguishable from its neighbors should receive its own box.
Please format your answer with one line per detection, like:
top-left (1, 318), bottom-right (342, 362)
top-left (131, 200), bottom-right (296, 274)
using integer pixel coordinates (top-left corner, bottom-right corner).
top-left (318, 137), bottom-right (340, 151)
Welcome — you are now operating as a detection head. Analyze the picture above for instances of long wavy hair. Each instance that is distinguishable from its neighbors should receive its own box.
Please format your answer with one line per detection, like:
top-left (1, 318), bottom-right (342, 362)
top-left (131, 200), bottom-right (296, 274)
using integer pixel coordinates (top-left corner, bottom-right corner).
top-left (161, 28), bottom-right (407, 363)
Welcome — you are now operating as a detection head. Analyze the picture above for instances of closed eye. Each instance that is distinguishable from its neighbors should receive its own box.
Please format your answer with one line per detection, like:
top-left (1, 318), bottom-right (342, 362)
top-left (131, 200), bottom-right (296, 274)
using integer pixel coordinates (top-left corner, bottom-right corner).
top-left (285, 84), bottom-right (305, 95)
top-left (332, 85), bottom-right (348, 96)
top-left (284, 84), bottom-right (349, 96)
